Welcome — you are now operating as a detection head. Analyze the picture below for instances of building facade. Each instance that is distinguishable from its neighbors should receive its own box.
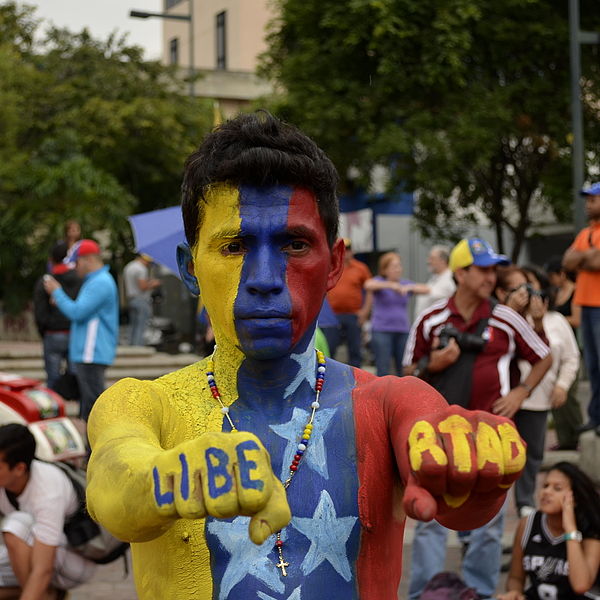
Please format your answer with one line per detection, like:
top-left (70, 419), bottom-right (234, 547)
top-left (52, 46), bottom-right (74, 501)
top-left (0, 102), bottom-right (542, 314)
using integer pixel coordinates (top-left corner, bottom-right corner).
top-left (162, 0), bottom-right (273, 116)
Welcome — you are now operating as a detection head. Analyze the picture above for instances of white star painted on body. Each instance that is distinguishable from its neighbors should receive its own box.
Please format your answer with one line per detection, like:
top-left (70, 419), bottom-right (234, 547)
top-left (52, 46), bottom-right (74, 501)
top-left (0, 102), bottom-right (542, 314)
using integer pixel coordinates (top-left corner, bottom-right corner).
top-left (291, 490), bottom-right (357, 582)
top-left (284, 334), bottom-right (317, 399)
top-left (270, 407), bottom-right (337, 480)
top-left (207, 517), bottom-right (286, 599)
top-left (257, 586), bottom-right (302, 600)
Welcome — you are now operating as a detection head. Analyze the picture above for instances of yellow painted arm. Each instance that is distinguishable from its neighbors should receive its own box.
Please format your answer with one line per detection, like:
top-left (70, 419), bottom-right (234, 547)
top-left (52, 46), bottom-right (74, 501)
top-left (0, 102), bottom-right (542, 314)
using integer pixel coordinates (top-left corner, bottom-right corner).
top-left (86, 378), bottom-right (176, 542)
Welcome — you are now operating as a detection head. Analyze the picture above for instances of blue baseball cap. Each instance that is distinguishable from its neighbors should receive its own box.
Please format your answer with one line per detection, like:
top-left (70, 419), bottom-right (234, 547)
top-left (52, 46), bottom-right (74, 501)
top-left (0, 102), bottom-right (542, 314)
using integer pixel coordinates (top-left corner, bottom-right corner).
top-left (580, 182), bottom-right (600, 196)
top-left (449, 238), bottom-right (511, 272)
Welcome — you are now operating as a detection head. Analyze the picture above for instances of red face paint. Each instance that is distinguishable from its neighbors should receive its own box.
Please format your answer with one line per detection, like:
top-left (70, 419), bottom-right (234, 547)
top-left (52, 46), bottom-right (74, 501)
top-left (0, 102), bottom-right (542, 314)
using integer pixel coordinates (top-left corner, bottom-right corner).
top-left (285, 188), bottom-right (334, 345)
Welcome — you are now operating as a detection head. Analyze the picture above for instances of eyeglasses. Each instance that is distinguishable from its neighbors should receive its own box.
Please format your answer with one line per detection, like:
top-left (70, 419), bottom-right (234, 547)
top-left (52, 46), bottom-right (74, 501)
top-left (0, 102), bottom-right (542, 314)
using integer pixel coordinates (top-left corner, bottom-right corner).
top-left (505, 283), bottom-right (547, 301)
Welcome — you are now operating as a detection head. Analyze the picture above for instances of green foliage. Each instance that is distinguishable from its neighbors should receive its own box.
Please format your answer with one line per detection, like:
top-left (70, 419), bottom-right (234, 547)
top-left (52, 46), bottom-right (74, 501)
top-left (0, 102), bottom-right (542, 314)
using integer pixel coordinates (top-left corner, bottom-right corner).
top-left (260, 0), bottom-right (600, 259)
top-left (0, 2), bottom-right (213, 314)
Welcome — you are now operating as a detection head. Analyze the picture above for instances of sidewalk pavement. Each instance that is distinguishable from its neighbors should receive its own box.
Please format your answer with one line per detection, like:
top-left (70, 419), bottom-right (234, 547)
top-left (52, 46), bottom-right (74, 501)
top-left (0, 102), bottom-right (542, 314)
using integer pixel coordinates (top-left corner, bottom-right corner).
top-left (69, 559), bottom-right (136, 600)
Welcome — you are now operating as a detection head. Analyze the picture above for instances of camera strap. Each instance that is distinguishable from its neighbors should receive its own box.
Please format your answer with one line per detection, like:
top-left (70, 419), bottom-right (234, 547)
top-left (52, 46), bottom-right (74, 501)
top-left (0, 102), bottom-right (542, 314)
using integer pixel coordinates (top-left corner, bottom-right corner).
top-left (426, 300), bottom-right (495, 408)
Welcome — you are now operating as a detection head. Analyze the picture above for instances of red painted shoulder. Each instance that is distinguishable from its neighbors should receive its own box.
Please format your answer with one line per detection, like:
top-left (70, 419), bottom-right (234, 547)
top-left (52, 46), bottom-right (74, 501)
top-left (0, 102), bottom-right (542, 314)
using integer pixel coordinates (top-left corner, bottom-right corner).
top-left (352, 369), bottom-right (404, 599)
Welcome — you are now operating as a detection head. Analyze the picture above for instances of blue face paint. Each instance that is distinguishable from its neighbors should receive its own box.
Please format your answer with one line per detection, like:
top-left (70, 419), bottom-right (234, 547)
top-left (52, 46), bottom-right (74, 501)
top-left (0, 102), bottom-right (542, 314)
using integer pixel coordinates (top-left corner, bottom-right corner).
top-left (233, 185), bottom-right (294, 359)
top-left (206, 447), bottom-right (233, 498)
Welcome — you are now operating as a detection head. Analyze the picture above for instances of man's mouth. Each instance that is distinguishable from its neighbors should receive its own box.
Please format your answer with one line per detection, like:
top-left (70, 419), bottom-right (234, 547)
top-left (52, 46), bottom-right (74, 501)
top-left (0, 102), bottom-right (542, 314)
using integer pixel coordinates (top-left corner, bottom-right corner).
top-left (237, 313), bottom-right (291, 320)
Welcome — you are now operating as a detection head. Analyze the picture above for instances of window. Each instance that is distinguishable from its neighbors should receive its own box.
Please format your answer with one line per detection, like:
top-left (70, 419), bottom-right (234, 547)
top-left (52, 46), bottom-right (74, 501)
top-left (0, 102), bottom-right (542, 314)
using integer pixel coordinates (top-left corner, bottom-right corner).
top-left (216, 11), bottom-right (226, 70)
top-left (165, 0), bottom-right (184, 9)
top-left (169, 38), bottom-right (179, 65)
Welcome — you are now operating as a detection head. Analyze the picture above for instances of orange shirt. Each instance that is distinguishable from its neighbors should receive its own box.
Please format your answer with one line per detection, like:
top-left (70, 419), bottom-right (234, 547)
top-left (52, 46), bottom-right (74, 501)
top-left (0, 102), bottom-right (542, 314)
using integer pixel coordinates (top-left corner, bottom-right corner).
top-left (327, 258), bottom-right (372, 314)
top-left (572, 222), bottom-right (600, 307)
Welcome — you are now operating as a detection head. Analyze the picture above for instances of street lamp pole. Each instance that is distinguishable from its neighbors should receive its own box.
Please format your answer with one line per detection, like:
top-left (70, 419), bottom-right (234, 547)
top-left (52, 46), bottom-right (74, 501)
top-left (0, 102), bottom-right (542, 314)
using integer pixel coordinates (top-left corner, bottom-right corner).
top-left (130, 5), bottom-right (195, 97)
top-left (569, 0), bottom-right (585, 232)
top-left (188, 0), bottom-right (194, 98)
top-left (568, 0), bottom-right (600, 231)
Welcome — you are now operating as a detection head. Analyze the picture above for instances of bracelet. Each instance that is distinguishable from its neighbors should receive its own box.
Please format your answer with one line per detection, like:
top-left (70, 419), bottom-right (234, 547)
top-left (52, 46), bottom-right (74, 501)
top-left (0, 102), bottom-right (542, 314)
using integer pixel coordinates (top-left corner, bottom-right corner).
top-left (563, 530), bottom-right (582, 542)
top-left (518, 382), bottom-right (533, 397)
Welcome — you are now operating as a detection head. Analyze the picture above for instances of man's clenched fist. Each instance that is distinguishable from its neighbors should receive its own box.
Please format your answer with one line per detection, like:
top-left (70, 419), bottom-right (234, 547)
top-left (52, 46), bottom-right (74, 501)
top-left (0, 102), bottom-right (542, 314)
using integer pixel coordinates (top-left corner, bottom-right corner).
top-left (152, 431), bottom-right (291, 544)
top-left (402, 406), bottom-right (526, 529)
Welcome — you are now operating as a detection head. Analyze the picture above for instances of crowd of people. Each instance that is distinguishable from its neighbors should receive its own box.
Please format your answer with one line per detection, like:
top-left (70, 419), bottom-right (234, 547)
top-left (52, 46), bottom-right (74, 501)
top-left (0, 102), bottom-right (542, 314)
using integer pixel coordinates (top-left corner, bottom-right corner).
top-left (4, 113), bottom-right (600, 600)
top-left (32, 223), bottom-right (163, 421)
top-left (319, 181), bottom-right (600, 599)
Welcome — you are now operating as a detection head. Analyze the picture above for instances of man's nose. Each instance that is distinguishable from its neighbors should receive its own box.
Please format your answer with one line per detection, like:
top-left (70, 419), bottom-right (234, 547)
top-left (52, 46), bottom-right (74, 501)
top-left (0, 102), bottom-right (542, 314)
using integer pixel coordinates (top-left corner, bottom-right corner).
top-left (243, 246), bottom-right (286, 295)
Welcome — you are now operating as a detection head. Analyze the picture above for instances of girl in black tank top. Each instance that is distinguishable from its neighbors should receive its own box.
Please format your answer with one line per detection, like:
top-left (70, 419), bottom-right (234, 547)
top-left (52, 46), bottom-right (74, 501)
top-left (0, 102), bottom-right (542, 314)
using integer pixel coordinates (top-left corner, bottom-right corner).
top-left (498, 462), bottom-right (600, 600)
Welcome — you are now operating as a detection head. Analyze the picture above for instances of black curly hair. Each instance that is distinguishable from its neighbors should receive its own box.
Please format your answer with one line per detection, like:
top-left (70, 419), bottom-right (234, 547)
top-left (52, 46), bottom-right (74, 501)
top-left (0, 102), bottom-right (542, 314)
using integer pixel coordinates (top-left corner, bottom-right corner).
top-left (181, 111), bottom-right (340, 249)
top-left (0, 424), bottom-right (36, 471)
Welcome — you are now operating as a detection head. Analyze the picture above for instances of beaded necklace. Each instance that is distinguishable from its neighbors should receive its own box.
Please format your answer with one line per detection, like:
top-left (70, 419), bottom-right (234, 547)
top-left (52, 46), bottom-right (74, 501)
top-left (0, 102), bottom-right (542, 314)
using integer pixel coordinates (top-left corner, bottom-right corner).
top-left (205, 349), bottom-right (327, 577)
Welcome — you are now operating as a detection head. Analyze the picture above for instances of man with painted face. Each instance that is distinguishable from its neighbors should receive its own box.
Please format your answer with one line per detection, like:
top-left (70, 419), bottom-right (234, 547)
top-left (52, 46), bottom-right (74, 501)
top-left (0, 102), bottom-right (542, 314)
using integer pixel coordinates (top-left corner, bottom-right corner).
top-left (86, 113), bottom-right (526, 600)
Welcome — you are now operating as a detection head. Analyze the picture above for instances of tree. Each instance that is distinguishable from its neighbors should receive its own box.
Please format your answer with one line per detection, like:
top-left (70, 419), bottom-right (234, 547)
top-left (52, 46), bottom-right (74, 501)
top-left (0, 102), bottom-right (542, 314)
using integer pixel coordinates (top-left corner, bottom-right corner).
top-left (0, 2), bottom-right (213, 313)
top-left (260, 0), bottom-right (600, 259)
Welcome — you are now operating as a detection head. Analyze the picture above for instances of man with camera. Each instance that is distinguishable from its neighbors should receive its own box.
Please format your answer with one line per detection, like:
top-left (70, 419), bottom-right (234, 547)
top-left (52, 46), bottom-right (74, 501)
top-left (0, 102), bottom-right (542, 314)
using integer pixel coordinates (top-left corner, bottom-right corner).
top-left (403, 237), bottom-right (552, 600)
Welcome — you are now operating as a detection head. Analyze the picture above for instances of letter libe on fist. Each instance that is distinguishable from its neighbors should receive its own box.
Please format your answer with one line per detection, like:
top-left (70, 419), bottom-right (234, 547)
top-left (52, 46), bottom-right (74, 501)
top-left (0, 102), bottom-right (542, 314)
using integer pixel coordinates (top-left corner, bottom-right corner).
top-left (407, 407), bottom-right (526, 511)
top-left (151, 432), bottom-right (291, 544)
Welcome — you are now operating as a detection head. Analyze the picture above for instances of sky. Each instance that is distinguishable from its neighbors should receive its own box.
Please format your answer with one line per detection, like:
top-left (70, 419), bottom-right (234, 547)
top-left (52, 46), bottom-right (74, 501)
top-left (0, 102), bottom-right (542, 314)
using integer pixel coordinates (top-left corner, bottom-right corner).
top-left (23, 0), bottom-right (164, 59)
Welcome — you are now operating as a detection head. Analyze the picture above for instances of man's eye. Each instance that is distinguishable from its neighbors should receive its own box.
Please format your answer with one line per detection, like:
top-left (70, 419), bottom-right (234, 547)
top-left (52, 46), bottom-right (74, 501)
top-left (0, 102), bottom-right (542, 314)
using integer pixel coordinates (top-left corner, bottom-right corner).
top-left (222, 241), bottom-right (244, 255)
top-left (285, 240), bottom-right (309, 253)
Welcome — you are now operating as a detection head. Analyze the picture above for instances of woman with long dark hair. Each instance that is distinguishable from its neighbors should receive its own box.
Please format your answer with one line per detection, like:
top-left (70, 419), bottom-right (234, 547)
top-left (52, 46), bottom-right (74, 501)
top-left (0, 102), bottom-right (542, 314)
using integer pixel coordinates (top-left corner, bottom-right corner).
top-left (495, 266), bottom-right (580, 518)
top-left (498, 462), bottom-right (600, 599)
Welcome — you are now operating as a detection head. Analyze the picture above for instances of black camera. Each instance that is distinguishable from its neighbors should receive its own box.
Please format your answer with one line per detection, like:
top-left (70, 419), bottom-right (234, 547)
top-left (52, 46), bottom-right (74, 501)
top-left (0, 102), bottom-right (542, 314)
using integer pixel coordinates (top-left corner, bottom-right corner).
top-left (524, 283), bottom-right (543, 299)
top-left (437, 324), bottom-right (487, 353)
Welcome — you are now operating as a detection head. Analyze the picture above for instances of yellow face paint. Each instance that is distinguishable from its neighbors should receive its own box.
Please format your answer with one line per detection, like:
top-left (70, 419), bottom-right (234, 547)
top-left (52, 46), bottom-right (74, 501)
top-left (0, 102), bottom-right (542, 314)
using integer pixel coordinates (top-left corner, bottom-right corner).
top-left (192, 184), bottom-right (243, 354)
top-left (438, 415), bottom-right (473, 474)
top-left (408, 420), bottom-right (448, 471)
top-left (497, 422), bottom-right (526, 474)
top-left (475, 422), bottom-right (504, 474)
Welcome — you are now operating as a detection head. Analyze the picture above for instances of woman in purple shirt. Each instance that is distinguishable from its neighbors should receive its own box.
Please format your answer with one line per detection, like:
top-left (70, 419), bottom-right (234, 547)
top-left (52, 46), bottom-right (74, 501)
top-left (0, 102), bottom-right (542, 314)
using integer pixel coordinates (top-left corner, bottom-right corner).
top-left (365, 252), bottom-right (430, 376)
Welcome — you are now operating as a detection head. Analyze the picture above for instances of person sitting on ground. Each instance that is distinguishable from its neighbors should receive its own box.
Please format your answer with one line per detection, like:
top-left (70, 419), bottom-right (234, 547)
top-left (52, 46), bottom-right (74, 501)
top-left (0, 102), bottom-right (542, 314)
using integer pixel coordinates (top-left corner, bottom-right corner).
top-left (498, 461), bottom-right (600, 600)
top-left (0, 424), bottom-right (95, 600)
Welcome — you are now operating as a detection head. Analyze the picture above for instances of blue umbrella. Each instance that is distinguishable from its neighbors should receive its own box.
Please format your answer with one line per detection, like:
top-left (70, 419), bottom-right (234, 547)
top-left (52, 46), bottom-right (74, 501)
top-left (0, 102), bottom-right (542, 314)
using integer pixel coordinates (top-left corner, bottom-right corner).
top-left (128, 206), bottom-right (185, 275)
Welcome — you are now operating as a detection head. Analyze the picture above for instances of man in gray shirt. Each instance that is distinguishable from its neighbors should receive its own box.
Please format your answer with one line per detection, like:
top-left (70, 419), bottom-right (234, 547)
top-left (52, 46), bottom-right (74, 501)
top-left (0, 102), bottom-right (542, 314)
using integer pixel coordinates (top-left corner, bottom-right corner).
top-left (414, 245), bottom-right (456, 317)
top-left (123, 254), bottom-right (161, 346)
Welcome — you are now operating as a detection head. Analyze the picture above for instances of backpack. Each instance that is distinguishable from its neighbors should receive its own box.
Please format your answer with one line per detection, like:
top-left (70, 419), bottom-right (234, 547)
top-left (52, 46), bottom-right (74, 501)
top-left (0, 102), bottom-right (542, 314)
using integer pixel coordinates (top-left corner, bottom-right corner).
top-left (52, 462), bottom-right (130, 565)
top-left (419, 572), bottom-right (479, 600)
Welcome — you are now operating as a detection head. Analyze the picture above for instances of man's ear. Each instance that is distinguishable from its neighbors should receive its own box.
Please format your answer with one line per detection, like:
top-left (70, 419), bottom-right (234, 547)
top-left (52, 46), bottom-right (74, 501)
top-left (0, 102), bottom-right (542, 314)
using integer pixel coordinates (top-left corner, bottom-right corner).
top-left (13, 461), bottom-right (27, 477)
top-left (453, 268), bottom-right (466, 286)
top-left (326, 238), bottom-right (346, 291)
top-left (177, 243), bottom-right (200, 296)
